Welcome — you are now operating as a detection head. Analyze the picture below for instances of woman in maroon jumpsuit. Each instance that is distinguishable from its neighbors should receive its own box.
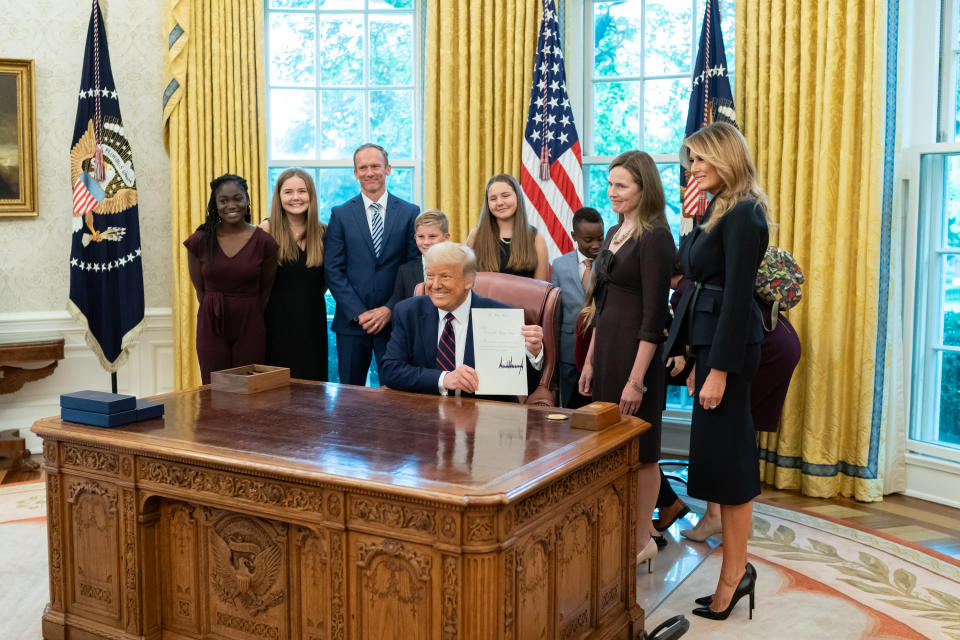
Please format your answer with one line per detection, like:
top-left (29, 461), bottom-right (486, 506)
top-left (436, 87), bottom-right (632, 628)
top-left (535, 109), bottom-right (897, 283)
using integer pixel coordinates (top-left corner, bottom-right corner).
top-left (183, 174), bottom-right (278, 383)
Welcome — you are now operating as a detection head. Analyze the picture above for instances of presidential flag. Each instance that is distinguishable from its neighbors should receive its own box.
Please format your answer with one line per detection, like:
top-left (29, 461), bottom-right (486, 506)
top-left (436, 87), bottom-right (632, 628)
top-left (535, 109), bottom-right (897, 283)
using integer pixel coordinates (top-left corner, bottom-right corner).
top-left (680, 0), bottom-right (736, 235)
top-left (68, 0), bottom-right (144, 371)
top-left (521, 0), bottom-right (583, 261)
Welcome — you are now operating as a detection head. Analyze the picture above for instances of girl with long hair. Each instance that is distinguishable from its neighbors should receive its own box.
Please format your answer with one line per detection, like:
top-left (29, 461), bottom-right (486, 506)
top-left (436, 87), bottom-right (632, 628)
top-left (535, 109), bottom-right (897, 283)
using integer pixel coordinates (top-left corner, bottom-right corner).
top-left (183, 174), bottom-right (278, 383)
top-left (259, 168), bottom-right (329, 381)
top-left (664, 121), bottom-right (771, 621)
top-left (466, 174), bottom-right (548, 280)
top-left (578, 151), bottom-right (676, 573)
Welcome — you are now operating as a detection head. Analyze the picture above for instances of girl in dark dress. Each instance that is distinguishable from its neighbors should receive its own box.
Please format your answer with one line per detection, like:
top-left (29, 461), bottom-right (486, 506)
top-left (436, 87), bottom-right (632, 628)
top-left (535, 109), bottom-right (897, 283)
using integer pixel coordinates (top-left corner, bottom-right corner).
top-left (664, 122), bottom-right (771, 621)
top-left (466, 174), bottom-right (549, 279)
top-left (184, 174), bottom-right (278, 384)
top-left (260, 168), bottom-right (328, 381)
top-left (578, 151), bottom-right (676, 572)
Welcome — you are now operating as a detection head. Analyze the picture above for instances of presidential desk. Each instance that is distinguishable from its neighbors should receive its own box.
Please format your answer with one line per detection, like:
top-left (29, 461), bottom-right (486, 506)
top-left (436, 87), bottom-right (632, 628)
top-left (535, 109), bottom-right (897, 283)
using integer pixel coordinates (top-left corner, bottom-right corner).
top-left (32, 382), bottom-right (647, 640)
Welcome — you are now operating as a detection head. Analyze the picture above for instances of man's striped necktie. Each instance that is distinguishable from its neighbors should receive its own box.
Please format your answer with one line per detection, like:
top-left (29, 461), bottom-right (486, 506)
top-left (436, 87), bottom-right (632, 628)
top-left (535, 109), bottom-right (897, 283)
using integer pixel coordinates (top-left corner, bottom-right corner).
top-left (437, 312), bottom-right (456, 370)
top-left (370, 202), bottom-right (383, 257)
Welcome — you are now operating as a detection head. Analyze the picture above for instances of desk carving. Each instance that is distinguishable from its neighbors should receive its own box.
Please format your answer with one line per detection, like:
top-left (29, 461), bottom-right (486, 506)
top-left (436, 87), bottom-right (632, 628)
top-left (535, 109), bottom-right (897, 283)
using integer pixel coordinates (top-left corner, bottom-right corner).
top-left (35, 383), bottom-right (646, 640)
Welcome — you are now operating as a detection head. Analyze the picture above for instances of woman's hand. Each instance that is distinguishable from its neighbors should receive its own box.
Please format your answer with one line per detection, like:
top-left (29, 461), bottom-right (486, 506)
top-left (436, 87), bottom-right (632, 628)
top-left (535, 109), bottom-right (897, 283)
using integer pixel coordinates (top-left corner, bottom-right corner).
top-left (699, 369), bottom-right (727, 410)
top-left (578, 363), bottom-right (593, 396)
top-left (686, 363), bottom-right (696, 396)
top-left (667, 355), bottom-right (686, 377)
top-left (620, 382), bottom-right (644, 416)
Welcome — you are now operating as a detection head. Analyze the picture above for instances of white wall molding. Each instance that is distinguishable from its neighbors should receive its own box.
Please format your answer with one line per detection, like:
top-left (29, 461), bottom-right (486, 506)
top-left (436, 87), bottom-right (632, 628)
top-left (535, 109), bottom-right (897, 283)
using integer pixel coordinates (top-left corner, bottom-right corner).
top-left (903, 452), bottom-right (960, 510)
top-left (0, 308), bottom-right (174, 453)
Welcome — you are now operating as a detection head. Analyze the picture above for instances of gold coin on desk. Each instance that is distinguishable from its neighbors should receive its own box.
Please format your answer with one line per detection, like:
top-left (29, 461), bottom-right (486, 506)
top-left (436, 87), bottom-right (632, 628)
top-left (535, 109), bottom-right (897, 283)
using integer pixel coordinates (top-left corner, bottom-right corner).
top-left (546, 413), bottom-right (568, 421)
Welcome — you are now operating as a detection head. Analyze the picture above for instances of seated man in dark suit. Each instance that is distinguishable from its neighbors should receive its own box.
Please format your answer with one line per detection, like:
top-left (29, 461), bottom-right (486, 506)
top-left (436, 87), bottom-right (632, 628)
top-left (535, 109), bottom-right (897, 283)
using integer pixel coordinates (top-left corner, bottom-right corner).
top-left (381, 242), bottom-right (544, 399)
top-left (387, 209), bottom-right (450, 309)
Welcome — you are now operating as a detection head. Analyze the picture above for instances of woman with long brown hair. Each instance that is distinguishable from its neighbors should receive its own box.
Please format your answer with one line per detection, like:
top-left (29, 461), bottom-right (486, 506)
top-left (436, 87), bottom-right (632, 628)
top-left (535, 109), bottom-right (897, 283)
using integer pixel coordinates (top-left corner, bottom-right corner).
top-left (260, 168), bottom-right (328, 380)
top-left (466, 174), bottom-right (548, 280)
top-left (578, 151), bottom-right (676, 573)
top-left (664, 122), bottom-right (771, 621)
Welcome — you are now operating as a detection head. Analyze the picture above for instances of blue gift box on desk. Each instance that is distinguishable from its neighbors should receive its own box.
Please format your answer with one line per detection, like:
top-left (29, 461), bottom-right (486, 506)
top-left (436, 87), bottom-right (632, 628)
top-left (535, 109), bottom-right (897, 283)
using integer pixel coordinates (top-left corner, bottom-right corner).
top-left (60, 390), bottom-right (164, 428)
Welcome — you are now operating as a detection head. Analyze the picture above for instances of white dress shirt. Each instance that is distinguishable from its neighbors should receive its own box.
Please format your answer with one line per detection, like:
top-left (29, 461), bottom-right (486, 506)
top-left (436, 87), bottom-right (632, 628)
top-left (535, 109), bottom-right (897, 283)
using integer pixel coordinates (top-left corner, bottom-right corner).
top-left (360, 191), bottom-right (389, 238)
top-left (437, 292), bottom-right (544, 395)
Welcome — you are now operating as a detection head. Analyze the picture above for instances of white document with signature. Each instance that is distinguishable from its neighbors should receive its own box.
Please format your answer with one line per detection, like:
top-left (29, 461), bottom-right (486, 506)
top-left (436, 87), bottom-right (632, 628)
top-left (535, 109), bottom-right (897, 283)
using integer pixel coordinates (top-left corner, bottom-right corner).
top-left (472, 308), bottom-right (527, 396)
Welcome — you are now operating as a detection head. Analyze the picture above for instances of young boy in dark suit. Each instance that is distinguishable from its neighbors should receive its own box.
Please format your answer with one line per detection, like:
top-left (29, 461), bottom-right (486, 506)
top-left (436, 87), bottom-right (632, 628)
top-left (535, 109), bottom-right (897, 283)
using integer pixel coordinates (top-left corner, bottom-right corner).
top-left (387, 209), bottom-right (451, 309)
top-left (550, 207), bottom-right (604, 407)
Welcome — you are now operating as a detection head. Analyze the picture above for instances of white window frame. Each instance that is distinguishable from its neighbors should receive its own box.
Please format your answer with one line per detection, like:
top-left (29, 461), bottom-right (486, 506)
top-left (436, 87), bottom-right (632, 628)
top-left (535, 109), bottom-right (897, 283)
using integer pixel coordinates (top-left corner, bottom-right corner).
top-left (900, 0), bottom-right (960, 507)
top-left (263, 0), bottom-right (423, 206)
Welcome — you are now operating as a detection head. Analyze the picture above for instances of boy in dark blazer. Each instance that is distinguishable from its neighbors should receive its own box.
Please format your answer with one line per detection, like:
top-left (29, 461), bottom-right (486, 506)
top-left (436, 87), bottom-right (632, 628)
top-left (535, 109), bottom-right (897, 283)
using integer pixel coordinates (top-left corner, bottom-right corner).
top-left (387, 209), bottom-right (450, 309)
top-left (549, 207), bottom-right (604, 407)
top-left (325, 143), bottom-right (420, 386)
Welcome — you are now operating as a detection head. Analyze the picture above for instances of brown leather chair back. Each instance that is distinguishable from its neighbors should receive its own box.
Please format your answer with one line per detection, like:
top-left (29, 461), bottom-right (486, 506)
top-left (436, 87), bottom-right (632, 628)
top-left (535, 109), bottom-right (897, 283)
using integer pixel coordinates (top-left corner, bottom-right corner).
top-left (413, 272), bottom-right (560, 406)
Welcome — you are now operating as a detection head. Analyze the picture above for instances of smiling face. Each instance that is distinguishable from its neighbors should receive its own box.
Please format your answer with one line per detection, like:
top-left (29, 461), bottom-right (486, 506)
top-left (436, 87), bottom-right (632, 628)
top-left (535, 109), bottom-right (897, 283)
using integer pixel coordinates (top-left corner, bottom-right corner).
top-left (215, 181), bottom-right (249, 226)
top-left (486, 180), bottom-right (519, 223)
top-left (607, 166), bottom-right (641, 215)
top-left (415, 224), bottom-right (450, 255)
top-left (425, 262), bottom-right (474, 312)
top-left (689, 153), bottom-right (723, 195)
top-left (353, 147), bottom-right (391, 199)
top-left (279, 175), bottom-right (311, 216)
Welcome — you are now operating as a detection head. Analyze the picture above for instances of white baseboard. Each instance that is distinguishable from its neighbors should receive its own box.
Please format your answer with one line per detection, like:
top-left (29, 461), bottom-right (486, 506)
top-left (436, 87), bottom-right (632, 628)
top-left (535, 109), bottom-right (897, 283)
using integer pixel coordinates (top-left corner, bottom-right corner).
top-left (0, 308), bottom-right (174, 453)
top-left (903, 452), bottom-right (960, 509)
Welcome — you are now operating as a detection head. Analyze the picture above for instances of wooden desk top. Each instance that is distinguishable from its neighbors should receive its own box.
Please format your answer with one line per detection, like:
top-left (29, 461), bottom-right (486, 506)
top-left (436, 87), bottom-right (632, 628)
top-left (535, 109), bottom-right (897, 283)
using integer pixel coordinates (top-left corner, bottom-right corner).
top-left (32, 382), bottom-right (647, 505)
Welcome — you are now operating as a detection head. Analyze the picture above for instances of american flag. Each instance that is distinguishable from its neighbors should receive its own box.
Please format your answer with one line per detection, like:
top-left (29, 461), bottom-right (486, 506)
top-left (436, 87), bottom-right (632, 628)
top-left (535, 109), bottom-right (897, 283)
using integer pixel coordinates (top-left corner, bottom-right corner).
top-left (680, 0), bottom-right (736, 235)
top-left (520, 0), bottom-right (582, 261)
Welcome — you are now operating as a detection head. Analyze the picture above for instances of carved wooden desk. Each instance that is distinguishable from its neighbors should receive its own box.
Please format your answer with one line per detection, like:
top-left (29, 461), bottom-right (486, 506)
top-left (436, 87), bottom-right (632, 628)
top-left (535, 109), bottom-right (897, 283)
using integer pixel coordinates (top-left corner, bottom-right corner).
top-left (32, 382), bottom-right (647, 640)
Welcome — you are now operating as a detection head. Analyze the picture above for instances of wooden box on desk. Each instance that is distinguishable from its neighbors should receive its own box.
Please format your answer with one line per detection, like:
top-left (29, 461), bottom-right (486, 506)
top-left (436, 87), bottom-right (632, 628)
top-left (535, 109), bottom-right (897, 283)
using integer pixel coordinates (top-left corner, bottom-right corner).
top-left (570, 401), bottom-right (622, 430)
top-left (210, 364), bottom-right (289, 393)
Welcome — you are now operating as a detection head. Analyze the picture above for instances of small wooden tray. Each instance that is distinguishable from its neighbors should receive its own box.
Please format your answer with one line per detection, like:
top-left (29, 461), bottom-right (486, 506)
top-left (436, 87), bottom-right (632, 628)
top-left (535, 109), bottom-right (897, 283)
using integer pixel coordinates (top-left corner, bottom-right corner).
top-left (569, 401), bottom-right (621, 431)
top-left (210, 364), bottom-right (290, 394)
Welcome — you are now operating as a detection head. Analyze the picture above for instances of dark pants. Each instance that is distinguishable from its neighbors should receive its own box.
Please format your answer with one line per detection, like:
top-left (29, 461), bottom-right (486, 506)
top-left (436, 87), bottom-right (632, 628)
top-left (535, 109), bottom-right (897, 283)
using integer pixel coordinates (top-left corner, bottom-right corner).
top-left (336, 331), bottom-right (390, 386)
top-left (657, 467), bottom-right (680, 507)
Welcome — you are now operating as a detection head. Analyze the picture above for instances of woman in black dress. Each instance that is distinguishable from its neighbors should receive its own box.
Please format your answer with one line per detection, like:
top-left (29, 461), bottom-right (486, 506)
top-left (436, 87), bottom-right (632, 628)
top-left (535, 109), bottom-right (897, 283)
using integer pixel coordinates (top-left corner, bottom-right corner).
top-left (260, 168), bottom-right (328, 381)
top-left (578, 151), bottom-right (676, 572)
top-left (664, 122), bottom-right (770, 620)
top-left (466, 174), bottom-right (548, 279)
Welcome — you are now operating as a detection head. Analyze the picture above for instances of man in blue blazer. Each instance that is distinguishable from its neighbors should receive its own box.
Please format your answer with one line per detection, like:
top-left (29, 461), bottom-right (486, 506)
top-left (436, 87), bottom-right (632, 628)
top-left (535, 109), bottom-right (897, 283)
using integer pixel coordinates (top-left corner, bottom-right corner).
top-left (550, 208), bottom-right (604, 407)
top-left (325, 143), bottom-right (420, 385)
top-left (381, 242), bottom-right (544, 400)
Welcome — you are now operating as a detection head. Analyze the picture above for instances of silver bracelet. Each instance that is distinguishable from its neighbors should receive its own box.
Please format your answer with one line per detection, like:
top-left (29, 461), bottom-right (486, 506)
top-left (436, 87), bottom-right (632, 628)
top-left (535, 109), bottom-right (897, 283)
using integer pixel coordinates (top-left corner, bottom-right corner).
top-left (627, 378), bottom-right (647, 394)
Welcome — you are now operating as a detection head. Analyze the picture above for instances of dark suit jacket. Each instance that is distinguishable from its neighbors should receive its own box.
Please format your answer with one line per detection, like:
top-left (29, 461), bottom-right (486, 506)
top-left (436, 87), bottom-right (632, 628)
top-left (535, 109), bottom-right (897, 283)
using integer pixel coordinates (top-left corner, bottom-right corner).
top-left (387, 256), bottom-right (424, 310)
top-left (380, 293), bottom-right (542, 399)
top-left (664, 199), bottom-right (769, 374)
top-left (325, 193), bottom-right (419, 335)
top-left (550, 250), bottom-right (586, 365)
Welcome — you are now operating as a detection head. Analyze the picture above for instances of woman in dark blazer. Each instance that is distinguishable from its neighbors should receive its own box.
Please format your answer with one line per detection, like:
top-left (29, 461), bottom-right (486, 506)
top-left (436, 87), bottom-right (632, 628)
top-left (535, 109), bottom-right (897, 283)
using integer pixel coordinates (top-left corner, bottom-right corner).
top-left (664, 122), bottom-right (770, 621)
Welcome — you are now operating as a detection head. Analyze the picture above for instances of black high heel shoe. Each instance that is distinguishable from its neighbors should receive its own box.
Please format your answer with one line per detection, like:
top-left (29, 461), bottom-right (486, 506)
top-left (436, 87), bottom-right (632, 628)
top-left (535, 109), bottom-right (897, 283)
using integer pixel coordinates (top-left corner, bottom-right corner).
top-left (652, 534), bottom-right (668, 550)
top-left (695, 563), bottom-right (756, 606)
top-left (691, 565), bottom-right (756, 621)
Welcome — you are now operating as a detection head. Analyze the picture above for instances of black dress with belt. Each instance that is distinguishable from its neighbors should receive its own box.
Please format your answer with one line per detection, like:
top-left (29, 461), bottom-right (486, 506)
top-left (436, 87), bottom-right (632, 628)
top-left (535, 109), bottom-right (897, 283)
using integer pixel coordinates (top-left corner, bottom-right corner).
top-left (590, 224), bottom-right (676, 464)
top-left (264, 247), bottom-right (329, 381)
top-left (664, 199), bottom-right (769, 505)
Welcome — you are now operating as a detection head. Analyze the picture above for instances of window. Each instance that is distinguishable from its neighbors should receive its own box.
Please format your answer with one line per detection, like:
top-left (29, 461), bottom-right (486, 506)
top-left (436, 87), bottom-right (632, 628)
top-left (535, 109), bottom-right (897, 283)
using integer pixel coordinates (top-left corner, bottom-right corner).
top-left (265, 0), bottom-right (420, 382)
top-left (907, 0), bottom-right (960, 461)
top-left (580, 0), bottom-right (734, 411)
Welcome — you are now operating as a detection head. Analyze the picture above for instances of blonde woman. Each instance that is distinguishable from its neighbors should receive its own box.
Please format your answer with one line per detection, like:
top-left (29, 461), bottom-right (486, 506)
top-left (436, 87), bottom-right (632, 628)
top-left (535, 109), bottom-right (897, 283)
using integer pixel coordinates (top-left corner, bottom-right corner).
top-left (578, 151), bottom-right (676, 573)
top-left (664, 122), bottom-right (771, 621)
top-left (260, 168), bottom-right (328, 381)
top-left (466, 174), bottom-right (548, 280)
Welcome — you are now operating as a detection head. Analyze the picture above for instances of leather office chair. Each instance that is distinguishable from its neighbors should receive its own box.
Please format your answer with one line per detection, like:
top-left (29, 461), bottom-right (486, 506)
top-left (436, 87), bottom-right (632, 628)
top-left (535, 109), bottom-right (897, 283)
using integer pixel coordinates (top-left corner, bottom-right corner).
top-left (413, 272), bottom-right (560, 406)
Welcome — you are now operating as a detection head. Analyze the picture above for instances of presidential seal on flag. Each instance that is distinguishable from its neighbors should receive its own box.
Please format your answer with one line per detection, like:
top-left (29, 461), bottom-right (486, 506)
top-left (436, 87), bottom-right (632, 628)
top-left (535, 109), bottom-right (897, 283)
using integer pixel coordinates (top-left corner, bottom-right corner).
top-left (67, 0), bottom-right (145, 372)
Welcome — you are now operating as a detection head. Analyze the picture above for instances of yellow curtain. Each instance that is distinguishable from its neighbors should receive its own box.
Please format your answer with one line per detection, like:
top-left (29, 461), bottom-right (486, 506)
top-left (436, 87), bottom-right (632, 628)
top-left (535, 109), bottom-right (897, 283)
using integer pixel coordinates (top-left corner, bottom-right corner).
top-left (162, 0), bottom-right (267, 390)
top-left (424, 0), bottom-right (540, 241)
top-left (736, 0), bottom-right (886, 500)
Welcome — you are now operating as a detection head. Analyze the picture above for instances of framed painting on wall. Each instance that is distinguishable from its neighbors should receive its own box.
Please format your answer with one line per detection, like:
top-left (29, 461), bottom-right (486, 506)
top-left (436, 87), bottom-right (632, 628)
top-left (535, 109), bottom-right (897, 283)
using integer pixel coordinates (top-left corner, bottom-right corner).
top-left (0, 58), bottom-right (37, 217)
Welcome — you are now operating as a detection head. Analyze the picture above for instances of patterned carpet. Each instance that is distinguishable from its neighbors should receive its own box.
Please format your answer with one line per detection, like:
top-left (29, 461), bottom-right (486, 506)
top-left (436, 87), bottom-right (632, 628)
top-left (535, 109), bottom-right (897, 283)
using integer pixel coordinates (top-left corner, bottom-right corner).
top-left (648, 502), bottom-right (960, 639)
top-left (3, 482), bottom-right (959, 639)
